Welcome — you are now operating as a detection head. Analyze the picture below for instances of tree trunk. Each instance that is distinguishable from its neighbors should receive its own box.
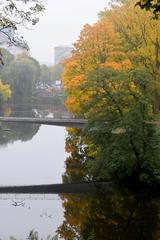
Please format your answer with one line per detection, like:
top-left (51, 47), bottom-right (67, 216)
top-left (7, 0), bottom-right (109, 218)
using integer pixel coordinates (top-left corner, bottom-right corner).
top-left (153, 37), bottom-right (160, 113)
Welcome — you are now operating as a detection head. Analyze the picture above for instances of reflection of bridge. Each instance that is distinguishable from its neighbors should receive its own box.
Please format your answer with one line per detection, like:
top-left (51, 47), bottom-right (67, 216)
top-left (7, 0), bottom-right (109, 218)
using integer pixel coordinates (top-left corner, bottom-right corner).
top-left (0, 182), bottom-right (113, 195)
top-left (0, 193), bottom-right (60, 201)
top-left (0, 117), bottom-right (88, 128)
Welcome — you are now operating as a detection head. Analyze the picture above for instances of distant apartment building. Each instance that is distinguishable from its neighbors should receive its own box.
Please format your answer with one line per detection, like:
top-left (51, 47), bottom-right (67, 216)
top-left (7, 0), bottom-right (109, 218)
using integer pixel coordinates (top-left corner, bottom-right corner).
top-left (54, 46), bottom-right (73, 87)
top-left (54, 46), bottom-right (73, 65)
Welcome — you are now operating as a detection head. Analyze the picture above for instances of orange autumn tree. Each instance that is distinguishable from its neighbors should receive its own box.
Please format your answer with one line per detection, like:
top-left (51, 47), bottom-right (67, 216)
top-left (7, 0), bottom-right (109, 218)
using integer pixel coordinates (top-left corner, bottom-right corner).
top-left (62, 0), bottom-right (160, 186)
top-left (62, 18), bottom-right (132, 117)
top-left (107, 0), bottom-right (160, 112)
top-left (63, 0), bottom-right (160, 117)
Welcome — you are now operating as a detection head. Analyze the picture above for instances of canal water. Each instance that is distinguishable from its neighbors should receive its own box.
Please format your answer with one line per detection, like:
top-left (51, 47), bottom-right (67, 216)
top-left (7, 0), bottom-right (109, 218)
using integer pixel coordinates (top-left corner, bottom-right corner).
top-left (0, 104), bottom-right (67, 239)
top-left (0, 105), bottom-right (160, 239)
top-left (0, 125), bottom-right (66, 186)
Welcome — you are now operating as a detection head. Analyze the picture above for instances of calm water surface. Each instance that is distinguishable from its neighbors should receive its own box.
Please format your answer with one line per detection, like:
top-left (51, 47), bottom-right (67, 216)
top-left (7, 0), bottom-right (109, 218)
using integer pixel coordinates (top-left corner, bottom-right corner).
top-left (0, 122), bottom-right (66, 239)
top-left (0, 125), bottom-right (66, 185)
top-left (0, 106), bottom-right (160, 239)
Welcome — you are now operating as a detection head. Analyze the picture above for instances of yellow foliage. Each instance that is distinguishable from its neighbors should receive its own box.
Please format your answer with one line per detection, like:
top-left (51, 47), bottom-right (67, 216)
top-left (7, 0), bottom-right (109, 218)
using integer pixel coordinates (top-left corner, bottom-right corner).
top-left (62, 0), bottom-right (159, 116)
top-left (3, 107), bottom-right (11, 117)
top-left (0, 80), bottom-right (11, 101)
top-left (121, 60), bottom-right (132, 70)
top-left (103, 61), bottom-right (123, 71)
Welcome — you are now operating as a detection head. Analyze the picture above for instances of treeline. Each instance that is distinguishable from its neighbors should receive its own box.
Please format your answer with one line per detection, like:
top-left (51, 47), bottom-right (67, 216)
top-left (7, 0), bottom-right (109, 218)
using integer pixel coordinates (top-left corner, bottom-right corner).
top-left (62, 0), bottom-right (160, 187)
top-left (58, 0), bottom-right (160, 238)
top-left (0, 49), bottom-right (57, 100)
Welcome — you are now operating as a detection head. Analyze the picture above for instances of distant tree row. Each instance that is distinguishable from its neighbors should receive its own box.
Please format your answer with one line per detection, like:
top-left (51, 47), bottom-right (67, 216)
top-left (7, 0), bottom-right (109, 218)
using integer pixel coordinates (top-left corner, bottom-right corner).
top-left (0, 49), bottom-right (57, 100)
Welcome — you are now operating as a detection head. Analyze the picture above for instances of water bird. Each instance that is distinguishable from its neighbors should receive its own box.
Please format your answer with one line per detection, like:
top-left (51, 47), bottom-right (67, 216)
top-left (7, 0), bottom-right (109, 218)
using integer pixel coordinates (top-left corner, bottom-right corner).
top-left (40, 212), bottom-right (53, 218)
top-left (11, 200), bottom-right (25, 207)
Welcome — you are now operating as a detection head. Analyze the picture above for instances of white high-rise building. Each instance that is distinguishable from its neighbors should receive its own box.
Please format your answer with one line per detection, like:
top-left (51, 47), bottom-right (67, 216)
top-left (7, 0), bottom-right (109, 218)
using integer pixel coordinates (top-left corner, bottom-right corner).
top-left (54, 46), bottom-right (73, 65)
top-left (54, 46), bottom-right (73, 87)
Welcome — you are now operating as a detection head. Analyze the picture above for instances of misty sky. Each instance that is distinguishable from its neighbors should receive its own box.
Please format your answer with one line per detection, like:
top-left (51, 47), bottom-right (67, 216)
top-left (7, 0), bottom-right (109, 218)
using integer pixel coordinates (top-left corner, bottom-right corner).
top-left (21, 0), bottom-right (108, 64)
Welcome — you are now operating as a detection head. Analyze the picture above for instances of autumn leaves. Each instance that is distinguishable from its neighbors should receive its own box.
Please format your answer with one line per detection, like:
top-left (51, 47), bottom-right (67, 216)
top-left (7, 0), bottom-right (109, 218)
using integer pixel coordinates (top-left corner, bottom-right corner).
top-left (62, 0), bottom-right (160, 185)
top-left (63, 0), bottom-right (159, 118)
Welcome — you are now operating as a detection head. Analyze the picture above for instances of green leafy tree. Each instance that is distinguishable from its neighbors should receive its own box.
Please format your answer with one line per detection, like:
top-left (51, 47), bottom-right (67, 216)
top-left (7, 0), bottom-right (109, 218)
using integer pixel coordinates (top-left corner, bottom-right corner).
top-left (40, 64), bottom-right (51, 84)
top-left (2, 54), bottom-right (40, 98)
top-left (0, 49), bottom-right (14, 70)
top-left (136, 0), bottom-right (160, 18)
top-left (62, 0), bottom-right (160, 185)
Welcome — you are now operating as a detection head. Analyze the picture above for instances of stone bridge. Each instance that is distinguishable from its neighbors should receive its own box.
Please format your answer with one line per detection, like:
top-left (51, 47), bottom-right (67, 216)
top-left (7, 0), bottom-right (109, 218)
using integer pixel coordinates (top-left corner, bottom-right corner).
top-left (0, 117), bottom-right (88, 128)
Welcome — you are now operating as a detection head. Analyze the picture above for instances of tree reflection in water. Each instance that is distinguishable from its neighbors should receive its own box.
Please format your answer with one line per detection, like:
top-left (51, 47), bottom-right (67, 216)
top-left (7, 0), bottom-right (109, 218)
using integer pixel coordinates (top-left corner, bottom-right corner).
top-left (58, 127), bottom-right (160, 240)
top-left (0, 103), bottom-right (40, 146)
top-left (26, 230), bottom-right (58, 240)
top-left (10, 230), bottom-right (58, 240)
top-left (58, 188), bottom-right (160, 240)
